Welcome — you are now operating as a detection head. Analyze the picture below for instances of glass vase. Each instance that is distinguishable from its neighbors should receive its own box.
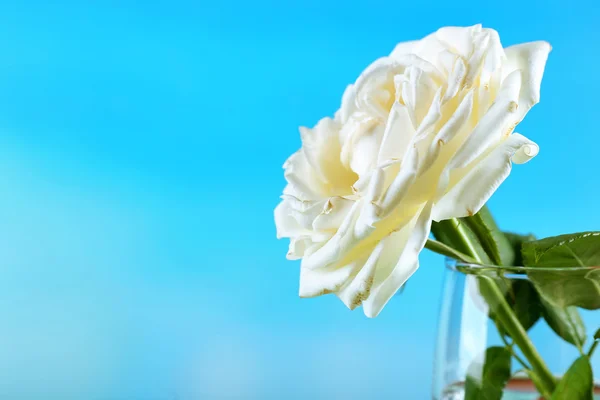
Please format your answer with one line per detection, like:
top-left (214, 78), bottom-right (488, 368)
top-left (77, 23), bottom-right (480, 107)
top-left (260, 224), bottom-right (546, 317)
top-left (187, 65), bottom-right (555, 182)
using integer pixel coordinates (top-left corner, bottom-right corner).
top-left (433, 259), bottom-right (600, 400)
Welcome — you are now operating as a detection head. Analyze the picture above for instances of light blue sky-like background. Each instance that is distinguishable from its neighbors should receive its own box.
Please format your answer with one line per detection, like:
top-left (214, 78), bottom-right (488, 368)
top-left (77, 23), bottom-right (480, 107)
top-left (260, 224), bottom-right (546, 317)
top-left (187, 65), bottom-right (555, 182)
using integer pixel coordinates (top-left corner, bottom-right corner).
top-left (0, 1), bottom-right (599, 399)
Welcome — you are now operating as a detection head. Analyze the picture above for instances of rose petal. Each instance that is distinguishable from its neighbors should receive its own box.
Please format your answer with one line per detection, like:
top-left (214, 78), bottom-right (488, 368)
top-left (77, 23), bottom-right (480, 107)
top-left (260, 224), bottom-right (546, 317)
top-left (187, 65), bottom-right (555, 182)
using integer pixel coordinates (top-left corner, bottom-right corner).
top-left (283, 150), bottom-right (324, 200)
top-left (480, 28), bottom-right (505, 85)
top-left (288, 199), bottom-right (326, 231)
top-left (418, 90), bottom-right (475, 176)
top-left (448, 70), bottom-right (522, 170)
top-left (463, 30), bottom-right (490, 88)
top-left (401, 65), bottom-right (438, 126)
top-left (300, 118), bottom-right (358, 195)
top-left (436, 25), bottom-right (482, 59)
top-left (336, 240), bottom-right (385, 310)
top-left (312, 197), bottom-right (355, 231)
top-left (347, 124), bottom-right (384, 178)
top-left (287, 237), bottom-right (312, 260)
top-left (299, 257), bottom-right (365, 298)
top-left (380, 145), bottom-right (419, 214)
top-left (376, 102), bottom-right (416, 164)
top-left (339, 113), bottom-right (381, 177)
top-left (338, 84), bottom-right (357, 124)
top-left (442, 56), bottom-right (467, 103)
top-left (356, 55), bottom-right (443, 95)
top-left (503, 41), bottom-right (552, 120)
top-left (413, 87), bottom-right (443, 142)
top-left (276, 196), bottom-right (331, 238)
top-left (363, 202), bottom-right (433, 318)
top-left (354, 168), bottom-right (385, 238)
top-left (300, 201), bottom-right (364, 270)
top-left (274, 200), bottom-right (301, 239)
top-left (432, 133), bottom-right (539, 221)
top-left (390, 33), bottom-right (446, 72)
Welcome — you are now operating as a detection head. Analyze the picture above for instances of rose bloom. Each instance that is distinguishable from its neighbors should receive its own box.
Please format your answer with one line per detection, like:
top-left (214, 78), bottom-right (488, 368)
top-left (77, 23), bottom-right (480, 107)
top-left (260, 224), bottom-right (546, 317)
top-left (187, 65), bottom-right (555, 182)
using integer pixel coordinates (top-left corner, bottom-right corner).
top-left (275, 25), bottom-right (550, 317)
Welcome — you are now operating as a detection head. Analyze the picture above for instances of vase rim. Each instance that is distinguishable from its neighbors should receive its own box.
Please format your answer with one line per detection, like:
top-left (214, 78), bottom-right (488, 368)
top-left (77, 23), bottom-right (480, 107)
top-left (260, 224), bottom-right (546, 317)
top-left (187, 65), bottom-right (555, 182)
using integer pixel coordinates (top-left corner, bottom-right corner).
top-left (445, 257), bottom-right (600, 276)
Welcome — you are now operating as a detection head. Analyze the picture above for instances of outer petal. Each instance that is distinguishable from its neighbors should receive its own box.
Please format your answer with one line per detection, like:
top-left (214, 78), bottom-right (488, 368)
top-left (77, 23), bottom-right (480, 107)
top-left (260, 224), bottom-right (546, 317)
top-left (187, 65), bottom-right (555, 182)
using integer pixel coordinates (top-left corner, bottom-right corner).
top-left (336, 240), bottom-right (385, 310)
top-left (275, 200), bottom-right (318, 260)
top-left (356, 56), bottom-right (443, 95)
top-left (380, 145), bottom-right (419, 213)
top-left (282, 200), bottom-right (325, 237)
top-left (300, 201), bottom-right (365, 270)
top-left (376, 102), bottom-right (416, 164)
top-left (275, 201), bottom-right (302, 238)
top-left (337, 84), bottom-right (357, 124)
top-left (448, 70), bottom-right (522, 170)
top-left (479, 28), bottom-right (505, 85)
top-left (463, 30), bottom-right (490, 87)
top-left (389, 33), bottom-right (446, 72)
top-left (413, 87), bottom-right (443, 142)
top-left (432, 133), bottom-right (539, 221)
top-left (400, 65), bottom-right (438, 127)
top-left (347, 125), bottom-right (384, 178)
top-left (354, 167), bottom-right (386, 237)
top-left (418, 90), bottom-right (475, 176)
top-left (339, 113), bottom-right (380, 176)
top-left (503, 41), bottom-right (552, 120)
top-left (299, 257), bottom-right (365, 298)
top-left (389, 39), bottom-right (419, 58)
top-left (283, 151), bottom-right (323, 200)
top-left (312, 197), bottom-right (355, 231)
top-left (288, 238), bottom-right (312, 260)
top-left (442, 56), bottom-right (467, 103)
top-left (436, 25), bottom-right (482, 59)
top-left (335, 211), bottom-right (416, 311)
top-left (362, 202), bottom-right (433, 318)
top-left (300, 118), bottom-right (358, 195)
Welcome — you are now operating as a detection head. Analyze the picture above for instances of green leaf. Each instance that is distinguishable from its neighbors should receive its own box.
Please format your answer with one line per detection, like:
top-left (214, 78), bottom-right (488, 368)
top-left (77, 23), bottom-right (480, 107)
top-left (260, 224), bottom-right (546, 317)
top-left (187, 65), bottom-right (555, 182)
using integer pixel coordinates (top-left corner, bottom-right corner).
top-left (504, 232), bottom-right (536, 266)
top-left (424, 239), bottom-right (479, 264)
top-left (595, 328), bottom-right (600, 341)
top-left (540, 296), bottom-right (586, 348)
top-left (523, 232), bottom-right (600, 268)
top-left (551, 355), bottom-right (593, 400)
top-left (529, 268), bottom-right (600, 310)
top-left (462, 206), bottom-right (515, 266)
top-left (523, 232), bottom-right (600, 310)
top-left (508, 280), bottom-right (543, 332)
top-left (464, 347), bottom-right (512, 400)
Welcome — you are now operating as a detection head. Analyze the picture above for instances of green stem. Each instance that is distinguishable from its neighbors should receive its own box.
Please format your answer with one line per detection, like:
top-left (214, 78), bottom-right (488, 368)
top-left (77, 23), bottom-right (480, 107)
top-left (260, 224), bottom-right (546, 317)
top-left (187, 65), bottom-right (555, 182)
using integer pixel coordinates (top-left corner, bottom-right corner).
top-left (424, 239), bottom-right (478, 264)
top-left (479, 277), bottom-right (556, 394)
top-left (525, 369), bottom-right (554, 400)
top-left (496, 321), bottom-right (531, 370)
top-left (432, 218), bottom-right (557, 397)
top-left (587, 340), bottom-right (599, 358)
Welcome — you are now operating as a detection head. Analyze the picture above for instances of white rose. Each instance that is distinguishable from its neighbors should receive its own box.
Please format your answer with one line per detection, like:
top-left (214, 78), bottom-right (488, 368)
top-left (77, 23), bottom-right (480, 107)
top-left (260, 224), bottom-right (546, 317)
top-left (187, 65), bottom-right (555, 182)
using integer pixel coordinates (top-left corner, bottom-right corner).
top-left (275, 25), bottom-right (549, 317)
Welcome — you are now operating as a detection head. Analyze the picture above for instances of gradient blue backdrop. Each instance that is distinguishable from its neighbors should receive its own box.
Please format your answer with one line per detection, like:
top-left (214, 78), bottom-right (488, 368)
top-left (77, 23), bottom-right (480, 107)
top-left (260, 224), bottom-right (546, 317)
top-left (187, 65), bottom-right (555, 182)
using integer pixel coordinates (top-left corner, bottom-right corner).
top-left (0, 1), bottom-right (599, 399)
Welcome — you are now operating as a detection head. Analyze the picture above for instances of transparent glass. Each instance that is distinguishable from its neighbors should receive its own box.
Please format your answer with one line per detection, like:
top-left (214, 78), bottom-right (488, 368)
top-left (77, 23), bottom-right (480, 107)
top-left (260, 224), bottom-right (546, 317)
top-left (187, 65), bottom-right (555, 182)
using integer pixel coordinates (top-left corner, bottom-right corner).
top-left (433, 259), bottom-right (600, 400)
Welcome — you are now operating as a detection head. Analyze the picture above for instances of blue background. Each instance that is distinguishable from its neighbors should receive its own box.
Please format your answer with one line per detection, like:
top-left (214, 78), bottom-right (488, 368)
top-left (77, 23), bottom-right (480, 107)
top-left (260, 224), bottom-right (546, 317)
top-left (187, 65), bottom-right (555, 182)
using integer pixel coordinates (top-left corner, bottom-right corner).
top-left (0, 1), bottom-right (598, 399)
